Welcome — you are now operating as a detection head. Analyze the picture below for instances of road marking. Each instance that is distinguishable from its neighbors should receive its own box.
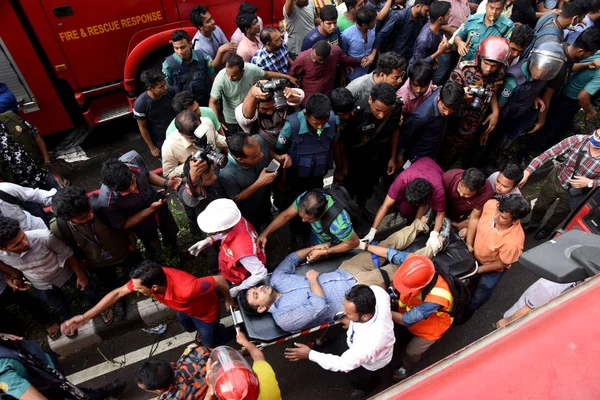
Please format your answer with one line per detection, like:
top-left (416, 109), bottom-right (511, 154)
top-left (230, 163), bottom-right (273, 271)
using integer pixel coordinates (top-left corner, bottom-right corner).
top-left (67, 316), bottom-right (233, 385)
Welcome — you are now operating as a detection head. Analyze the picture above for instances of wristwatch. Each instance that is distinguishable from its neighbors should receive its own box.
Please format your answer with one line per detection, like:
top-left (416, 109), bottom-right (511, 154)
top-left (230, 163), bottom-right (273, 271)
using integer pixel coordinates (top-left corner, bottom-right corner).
top-left (588, 180), bottom-right (594, 188)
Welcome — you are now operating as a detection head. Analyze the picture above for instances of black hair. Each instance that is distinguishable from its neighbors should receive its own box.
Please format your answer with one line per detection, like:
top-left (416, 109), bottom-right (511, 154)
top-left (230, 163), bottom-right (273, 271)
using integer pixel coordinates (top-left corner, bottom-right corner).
top-left (236, 13), bottom-right (257, 34)
top-left (226, 53), bottom-right (245, 71)
top-left (172, 91), bottom-right (196, 114)
top-left (414, 0), bottom-right (435, 5)
top-left (498, 194), bottom-right (531, 221)
top-left (345, 284), bottom-right (376, 316)
top-left (405, 178), bottom-right (432, 205)
top-left (52, 187), bottom-right (91, 220)
top-left (501, 163), bottom-right (524, 185)
top-left (140, 68), bottom-right (165, 89)
top-left (356, 5), bottom-right (377, 26)
top-left (439, 80), bottom-right (466, 110)
top-left (510, 24), bottom-right (534, 49)
top-left (487, 0), bottom-right (506, 4)
top-left (370, 82), bottom-right (397, 106)
top-left (561, 1), bottom-right (587, 18)
top-left (305, 93), bottom-right (332, 119)
top-left (587, 0), bottom-right (600, 13)
top-left (298, 190), bottom-right (328, 218)
top-left (130, 260), bottom-right (167, 288)
top-left (314, 40), bottom-right (332, 58)
top-left (408, 59), bottom-right (434, 84)
top-left (574, 26), bottom-right (600, 54)
top-left (227, 131), bottom-right (253, 159)
top-left (374, 52), bottom-right (407, 76)
top-left (320, 5), bottom-right (338, 22)
top-left (0, 216), bottom-right (21, 247)
top-left (429, 1), bottom-right (451, 20)
top-left (461, 168), bottom-right (486, 191)
top-left (260, 26), bottom-right (278, 45)
top-left (136, 360), bottom-right (175, 391)
top-left (344, 0), bottom-right (360, 9)
top-left (239, 2), bottom-right (258, 15)
top-left (239, 287), bottom-right (260, 315)
top-left (331, 88), bottom-right (355, 114)
top-left (190, 5), bottom-right (209, 28)
top-left (100, 159), bottom-right (133, 192)
top-left (174, 110), bottom-right (200, 137)
top-left (171, 29), bottom-right (189, 43)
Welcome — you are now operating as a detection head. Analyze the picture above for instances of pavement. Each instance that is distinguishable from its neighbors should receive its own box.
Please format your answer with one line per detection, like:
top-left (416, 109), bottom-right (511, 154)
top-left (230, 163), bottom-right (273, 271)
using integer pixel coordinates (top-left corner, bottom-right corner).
top-left (44, 117), bottom-right (556, 399)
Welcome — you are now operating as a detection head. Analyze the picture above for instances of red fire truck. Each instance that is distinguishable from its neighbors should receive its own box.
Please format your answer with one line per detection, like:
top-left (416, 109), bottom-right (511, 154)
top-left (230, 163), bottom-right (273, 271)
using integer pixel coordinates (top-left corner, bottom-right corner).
top-left (0, 0), bottom-right (279, 136)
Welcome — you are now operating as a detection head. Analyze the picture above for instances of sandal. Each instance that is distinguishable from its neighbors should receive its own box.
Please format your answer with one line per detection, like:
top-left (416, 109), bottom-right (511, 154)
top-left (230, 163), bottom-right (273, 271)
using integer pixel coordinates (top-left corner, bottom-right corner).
top-left (194, 331), bottom-right (203, 345)
top-left (100, 307), bottom-right (115, 325)
top-left (47, 324), bottom-right (61, 341)
top-left (66, 329), bottom-right (78, 339)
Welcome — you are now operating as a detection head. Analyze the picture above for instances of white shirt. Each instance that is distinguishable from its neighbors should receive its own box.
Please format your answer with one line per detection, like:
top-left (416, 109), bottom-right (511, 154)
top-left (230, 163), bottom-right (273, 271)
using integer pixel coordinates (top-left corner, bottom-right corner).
top-left (308, 285), bottom-right (395, 372)
top-left (503, 278), bottom-right (577, 318)
top-left (0, 183), bottom-right (55, 231)
top-left (488, 171), bottom-right (522, 199)
top-left (230, 255), bottom-right (268, 297)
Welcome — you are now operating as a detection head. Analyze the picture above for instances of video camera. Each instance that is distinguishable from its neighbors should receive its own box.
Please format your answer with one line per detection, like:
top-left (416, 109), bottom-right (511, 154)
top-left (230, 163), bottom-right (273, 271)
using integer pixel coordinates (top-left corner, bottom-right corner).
top-left (468, 86), bottom-right (491, 110)
top-left (257, 78), bottom-right (289, 110)
top-left (192, 134), bottom-right (227, 169)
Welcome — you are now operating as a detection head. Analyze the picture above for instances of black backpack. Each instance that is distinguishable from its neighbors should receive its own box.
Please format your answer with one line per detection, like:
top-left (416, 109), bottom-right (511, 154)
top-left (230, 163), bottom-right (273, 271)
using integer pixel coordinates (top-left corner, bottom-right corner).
top-left (50, 193), bottom-right (101, 258)
top-left (420, 262), bottom-right (471, 324)
top-left (317, 185), bottom-right (369, 238)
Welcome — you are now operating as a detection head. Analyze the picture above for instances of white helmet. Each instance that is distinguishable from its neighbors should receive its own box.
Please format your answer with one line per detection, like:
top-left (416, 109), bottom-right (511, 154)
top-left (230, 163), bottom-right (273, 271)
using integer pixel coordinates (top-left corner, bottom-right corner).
top-left (197, 199), bottom-right (242, 233)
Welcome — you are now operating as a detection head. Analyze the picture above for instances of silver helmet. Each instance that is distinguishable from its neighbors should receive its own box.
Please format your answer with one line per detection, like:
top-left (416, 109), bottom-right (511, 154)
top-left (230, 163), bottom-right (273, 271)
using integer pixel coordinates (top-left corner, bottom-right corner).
top-left (528, 42), bottom-right (567, 81)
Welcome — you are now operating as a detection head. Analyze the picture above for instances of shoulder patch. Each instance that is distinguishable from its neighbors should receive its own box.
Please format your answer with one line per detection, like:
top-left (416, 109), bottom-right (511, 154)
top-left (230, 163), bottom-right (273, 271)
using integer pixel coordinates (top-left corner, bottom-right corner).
top-left (278, 135), bottom-right (287, 144)
top-left (15, 125), bottom-right (22, 133)
top-left (501, 88), bottom-right (512, 97)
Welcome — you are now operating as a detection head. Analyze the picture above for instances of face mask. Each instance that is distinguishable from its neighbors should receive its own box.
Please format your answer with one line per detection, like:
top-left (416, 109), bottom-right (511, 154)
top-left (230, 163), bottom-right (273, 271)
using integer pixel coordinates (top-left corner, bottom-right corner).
top-left (590, 131), bottom-right (600, 148)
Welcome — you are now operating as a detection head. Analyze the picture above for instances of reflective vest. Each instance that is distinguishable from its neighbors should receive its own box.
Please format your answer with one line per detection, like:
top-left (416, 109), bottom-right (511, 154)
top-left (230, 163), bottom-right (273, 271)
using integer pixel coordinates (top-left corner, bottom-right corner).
top-left (219, 218), bottom-right (267, 284)
top-left (499, 62), bottom-right (547, 121)
top-left (165, 51), bottom-right (211, 106)
top-left (398, 275), bottom-right (454, 341)
top-left (287, 111), bottom-right (336, 179)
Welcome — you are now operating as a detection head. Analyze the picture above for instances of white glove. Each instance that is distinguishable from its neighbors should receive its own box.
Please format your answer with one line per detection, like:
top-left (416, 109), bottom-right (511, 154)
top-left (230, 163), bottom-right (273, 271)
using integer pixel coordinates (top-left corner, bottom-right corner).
top-left (229, 286), bottom-right (240, 298)
top-left (188, 234), bottom-right (225, 256)
top-left (362, 228), bottom-right (377, 242)
top-left (426, 231), bottom-right (443, 254)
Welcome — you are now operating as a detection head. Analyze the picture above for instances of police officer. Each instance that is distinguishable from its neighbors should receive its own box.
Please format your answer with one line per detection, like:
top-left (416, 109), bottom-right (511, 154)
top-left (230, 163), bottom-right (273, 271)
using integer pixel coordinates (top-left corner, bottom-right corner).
top-left (162, 30), bottom-right (215, 107)
top-left (338, 82), bottom-right (402, 212)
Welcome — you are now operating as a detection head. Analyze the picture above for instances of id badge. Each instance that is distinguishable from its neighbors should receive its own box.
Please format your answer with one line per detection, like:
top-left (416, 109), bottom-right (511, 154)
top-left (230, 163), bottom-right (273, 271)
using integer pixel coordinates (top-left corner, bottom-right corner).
top-left (100, 251), bottom-right (113, 260)
top-left (402, 159), bottom-right (412, 170)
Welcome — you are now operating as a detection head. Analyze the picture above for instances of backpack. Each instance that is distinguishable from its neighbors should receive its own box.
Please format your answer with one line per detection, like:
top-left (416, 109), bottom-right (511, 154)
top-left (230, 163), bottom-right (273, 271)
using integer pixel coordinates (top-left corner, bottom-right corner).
top-left (317, 185), bottom-right (369, 238)
top-left (521, 13), bottom-right (563, 60)
top-left (50, 193), bottom-right (100, 258)
top-left (420, 262), bottom-right (472, 323)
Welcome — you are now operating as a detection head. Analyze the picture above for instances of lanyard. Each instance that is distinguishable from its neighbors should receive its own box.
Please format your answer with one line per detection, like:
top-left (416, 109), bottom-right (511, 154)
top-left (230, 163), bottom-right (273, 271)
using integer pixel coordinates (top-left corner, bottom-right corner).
top-left (69, 221), bottom-right (102, 248)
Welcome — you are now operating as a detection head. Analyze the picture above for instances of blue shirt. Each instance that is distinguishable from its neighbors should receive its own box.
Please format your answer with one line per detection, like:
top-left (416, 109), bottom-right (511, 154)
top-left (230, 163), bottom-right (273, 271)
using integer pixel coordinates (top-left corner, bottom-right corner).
top-left (252, 43), bottom-right (290, 74)
top-left (341, 25), bottom-right (375, 81)
top-left (193, 26), bottom-right (229, 59)
top-left (373, 7), bottom-right (427, 60)
top-left (268, 253), bottom-right (356, 332)
top-left (301, 26), bottom-right (341, 51)
top-left (0, 84), bottom-right (18, 114)
top-left (409, 23), bottom-right (442, 71)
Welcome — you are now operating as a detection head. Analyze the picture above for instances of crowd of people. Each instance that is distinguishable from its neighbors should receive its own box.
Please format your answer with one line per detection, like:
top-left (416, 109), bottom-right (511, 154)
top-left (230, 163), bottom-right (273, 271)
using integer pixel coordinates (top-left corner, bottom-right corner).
top-left (1, 0), bottom-right (600, 398)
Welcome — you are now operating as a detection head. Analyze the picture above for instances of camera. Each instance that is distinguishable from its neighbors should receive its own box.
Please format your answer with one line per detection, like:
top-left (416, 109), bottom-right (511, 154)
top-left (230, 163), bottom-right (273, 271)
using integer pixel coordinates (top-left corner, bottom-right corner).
top-left (258, 78), bottom-right (289, 110)
top-left (192, 135), bottom-right (228, 169)
top-left (468, 86), bottom-right (490, 109)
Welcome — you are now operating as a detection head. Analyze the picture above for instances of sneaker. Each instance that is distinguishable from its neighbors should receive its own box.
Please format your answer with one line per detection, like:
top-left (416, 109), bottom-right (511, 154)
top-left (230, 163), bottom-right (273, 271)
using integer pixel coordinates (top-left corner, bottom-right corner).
top-left (351, 389), bottom-right (371, 399)
top-left (392, 366), bottom-right (410, 382)
top-left (534, 227), bottom-right (553, 241)
top-left (522, 222), bottom-right (541, 233)
top-left (423, 204), bottom-right (434, 231)
top-left (439, 217), bottom-right (452, 253)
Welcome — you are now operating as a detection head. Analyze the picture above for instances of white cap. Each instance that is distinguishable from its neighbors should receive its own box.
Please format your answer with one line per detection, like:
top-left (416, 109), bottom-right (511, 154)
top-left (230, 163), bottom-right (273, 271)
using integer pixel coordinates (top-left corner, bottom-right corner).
top-left (197, 199), bottom-right (242, 233)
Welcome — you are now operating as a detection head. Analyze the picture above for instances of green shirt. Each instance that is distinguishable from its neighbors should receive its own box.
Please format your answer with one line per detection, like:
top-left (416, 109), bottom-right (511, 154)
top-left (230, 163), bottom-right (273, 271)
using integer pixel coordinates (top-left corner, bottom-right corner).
top-left (162, 50), bottom-right (215, 84)
top-left (293, 192), bottom-right (355, 244)
top-left (275, 111), bottom-right (339, 151)
top-left (210, 63), bottom-right (265, 124)
top-left (0, 353), bottom-right (56, 398)
top-left (166, 107), bottom-right (221, 137)
top-left (457, 13), bottom-right (514, 61)
top-left (498, 62), bottom-right (532, 106)
top-left (562, 51), bottom-right (600, 99)
top-left (337, 14), bottom-right (354, 32)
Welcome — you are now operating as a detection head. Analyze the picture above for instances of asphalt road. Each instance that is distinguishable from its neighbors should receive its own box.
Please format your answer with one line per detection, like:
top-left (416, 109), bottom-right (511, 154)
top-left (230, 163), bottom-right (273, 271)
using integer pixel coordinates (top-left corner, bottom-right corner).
top-left (51, 119), bottom-right (550, 399)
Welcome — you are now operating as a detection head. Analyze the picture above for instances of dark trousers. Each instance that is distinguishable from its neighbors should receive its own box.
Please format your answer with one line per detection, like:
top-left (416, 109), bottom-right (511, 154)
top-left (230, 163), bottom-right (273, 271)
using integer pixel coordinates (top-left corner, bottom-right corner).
top-left (529, 168), bottom-right (571, 230)
top-left (466, 270), bottom-right (505, 314)
top-left (138, 204), bottom-right (179, 258)
top-left (329, 334), bottom-right (381, 392)
top-left (0, 288), bottom-right (57, 335)
top-left (225, 122), bottom-right (241, 138)
top-left (35, 272), bottom-right (102, 322)
top-left (345, 157), bottom-right (389, 206)
top-left (89, 252), bottom-right (142, 294)
top-left (177, 312), bottom-right (236, 348)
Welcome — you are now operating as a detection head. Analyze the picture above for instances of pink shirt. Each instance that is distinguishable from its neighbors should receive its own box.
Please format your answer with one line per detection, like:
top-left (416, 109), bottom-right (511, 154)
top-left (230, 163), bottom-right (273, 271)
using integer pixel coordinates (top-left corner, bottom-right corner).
top-left (443, 0), bottom-right (471, 39)
top-left (237, 35), bottom-right (260, 63)
top-left (397, 78), bottom-right (435, 117)
top-left (388, 157), bottom-right (446, 212)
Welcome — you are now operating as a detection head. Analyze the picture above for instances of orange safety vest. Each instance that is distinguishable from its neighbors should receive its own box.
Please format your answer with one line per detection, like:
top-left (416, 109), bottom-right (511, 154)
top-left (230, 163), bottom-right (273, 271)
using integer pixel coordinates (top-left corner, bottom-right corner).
top-left (398, 275), bottom-right (454, 341)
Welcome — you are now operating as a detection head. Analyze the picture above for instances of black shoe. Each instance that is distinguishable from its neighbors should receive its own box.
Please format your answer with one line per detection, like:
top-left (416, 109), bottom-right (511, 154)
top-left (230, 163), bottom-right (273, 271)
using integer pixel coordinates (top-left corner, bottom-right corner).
top-left (522, 222), bottom-right (541, 233)
top-left (351, 389), bottom-right (372, 399)
top-left (101, 378), bottom-right (126, 399)
top-left (569, 122), bottom-right (582, 134)
top-left (392, 366), bottom-right (411, 383)
top-left (423, 204), bottom-right (435, 230)
top-left (439, 217), bottom-right (452, 253)
top-left (534, 228), bottom-right (553, 241)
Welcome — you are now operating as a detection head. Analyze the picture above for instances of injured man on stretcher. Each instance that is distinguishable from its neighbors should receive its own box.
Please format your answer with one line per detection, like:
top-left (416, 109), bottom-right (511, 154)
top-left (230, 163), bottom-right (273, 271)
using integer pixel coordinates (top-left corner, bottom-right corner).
top-left (239, 217), bottom-right (444, 332)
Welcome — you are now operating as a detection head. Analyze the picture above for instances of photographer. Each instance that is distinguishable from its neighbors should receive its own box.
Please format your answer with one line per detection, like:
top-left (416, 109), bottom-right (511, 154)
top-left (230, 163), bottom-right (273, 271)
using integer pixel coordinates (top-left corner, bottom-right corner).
top-left (235, 79), bottom-right (304, 149)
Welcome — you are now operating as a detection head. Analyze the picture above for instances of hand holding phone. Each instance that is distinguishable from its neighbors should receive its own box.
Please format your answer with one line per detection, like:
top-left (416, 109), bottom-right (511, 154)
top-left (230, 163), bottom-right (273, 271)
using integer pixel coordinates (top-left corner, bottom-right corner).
top-left (266, 159), bottom-right (281, 173)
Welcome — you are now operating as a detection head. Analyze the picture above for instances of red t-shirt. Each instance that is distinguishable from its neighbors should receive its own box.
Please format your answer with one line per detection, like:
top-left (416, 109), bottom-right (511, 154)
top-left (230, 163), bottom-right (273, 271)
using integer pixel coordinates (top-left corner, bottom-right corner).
top-left (442, 169), bottom-right (495, 221)
top-left (387, 157), bottom-right (446, 212)
top-left (127, 268), bottom-right (219, 323)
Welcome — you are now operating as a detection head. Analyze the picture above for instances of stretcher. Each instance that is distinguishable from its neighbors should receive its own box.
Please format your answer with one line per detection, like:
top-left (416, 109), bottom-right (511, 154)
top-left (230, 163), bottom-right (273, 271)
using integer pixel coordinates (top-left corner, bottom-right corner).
top-left (234, 229), bottom-right (476, 348)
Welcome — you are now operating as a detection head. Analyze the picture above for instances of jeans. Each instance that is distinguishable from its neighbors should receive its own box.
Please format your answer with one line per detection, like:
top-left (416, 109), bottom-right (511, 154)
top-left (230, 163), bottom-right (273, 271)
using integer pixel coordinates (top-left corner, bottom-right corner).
top-left (466, 270), bottom-right (505, 314)
top-left (177, 312), bottom-right (236, 348)
top-left (35, 272), bottom-right (102, 322)
top-left (0, 287), bottom-right (57, 334)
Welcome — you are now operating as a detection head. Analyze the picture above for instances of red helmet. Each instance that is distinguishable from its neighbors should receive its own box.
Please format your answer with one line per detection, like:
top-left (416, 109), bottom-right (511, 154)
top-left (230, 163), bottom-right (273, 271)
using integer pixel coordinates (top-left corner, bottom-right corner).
top-left (213, 362), bottom-right (260, 400)
top-left (393, 255), bottom-right (435, 294)
top-left (476, 36), bottom-right (510, 66)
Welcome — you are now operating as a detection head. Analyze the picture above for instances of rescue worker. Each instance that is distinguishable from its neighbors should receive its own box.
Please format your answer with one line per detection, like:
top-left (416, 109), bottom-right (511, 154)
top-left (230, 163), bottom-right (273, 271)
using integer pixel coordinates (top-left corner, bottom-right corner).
top-left (437, 36), bottom-right (509, 170)
top-left (188, 199), bottom-right (267, 297)
top-left (162, 30), bottom-right (215, 107)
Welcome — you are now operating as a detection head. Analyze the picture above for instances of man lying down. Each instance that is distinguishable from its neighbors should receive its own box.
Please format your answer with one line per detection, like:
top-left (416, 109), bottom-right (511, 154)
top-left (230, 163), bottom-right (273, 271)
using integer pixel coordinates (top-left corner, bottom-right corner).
top-left (239, 216), bottom-right (450, 332)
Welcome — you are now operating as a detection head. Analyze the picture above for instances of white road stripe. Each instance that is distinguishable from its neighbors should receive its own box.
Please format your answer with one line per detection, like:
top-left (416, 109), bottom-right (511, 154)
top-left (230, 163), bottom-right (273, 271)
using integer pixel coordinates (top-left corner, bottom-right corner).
top-left (67, 316), bottom-right (234, 385)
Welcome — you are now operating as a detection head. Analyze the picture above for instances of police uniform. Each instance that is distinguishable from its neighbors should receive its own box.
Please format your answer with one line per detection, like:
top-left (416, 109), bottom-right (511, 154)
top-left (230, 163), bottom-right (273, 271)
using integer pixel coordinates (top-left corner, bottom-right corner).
top-left (162, 50), bottom-right (215, 107)
top-left (341, 97), bottom-right (402, 205)
top-left (456, 13), bottom-right (514, 62)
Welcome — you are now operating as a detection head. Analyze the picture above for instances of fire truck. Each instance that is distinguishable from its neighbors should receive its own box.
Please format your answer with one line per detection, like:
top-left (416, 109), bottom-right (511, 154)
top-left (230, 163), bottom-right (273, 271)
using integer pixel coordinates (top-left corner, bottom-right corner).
top-left (0, 0), bottom-right (279, 136)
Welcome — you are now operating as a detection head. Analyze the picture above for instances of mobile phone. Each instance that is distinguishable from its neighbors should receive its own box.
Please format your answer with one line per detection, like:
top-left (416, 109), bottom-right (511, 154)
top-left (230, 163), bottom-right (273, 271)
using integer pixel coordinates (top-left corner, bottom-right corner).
top-left (156, 190), bottom-right (169, 200)
top-left (266, 159), bottom-right (281, 173)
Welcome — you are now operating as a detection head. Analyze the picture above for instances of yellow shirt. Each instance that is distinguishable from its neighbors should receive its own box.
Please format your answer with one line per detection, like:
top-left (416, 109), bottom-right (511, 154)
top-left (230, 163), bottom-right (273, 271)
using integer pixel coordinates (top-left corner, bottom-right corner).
top-left (253, 361), bottom-right (281, 400)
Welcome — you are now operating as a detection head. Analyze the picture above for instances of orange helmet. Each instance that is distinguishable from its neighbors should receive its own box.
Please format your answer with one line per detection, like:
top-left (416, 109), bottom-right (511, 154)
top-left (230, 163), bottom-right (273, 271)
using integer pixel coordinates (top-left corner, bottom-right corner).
top-left (393, 255), bottom-right (435, 294)
top-left (476, 36), bottom-right (510, 66)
